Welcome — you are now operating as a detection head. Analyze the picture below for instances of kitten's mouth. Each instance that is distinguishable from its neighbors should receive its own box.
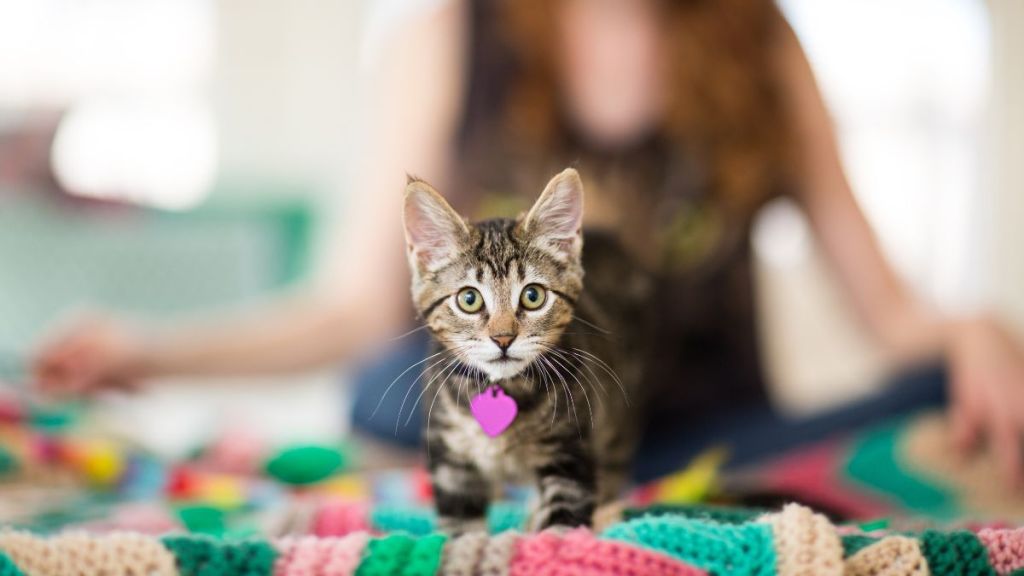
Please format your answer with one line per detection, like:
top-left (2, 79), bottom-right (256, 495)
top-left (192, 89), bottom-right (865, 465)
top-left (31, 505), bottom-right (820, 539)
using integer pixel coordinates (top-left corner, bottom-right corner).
top-left (490, 355), bottom-right (522, 364)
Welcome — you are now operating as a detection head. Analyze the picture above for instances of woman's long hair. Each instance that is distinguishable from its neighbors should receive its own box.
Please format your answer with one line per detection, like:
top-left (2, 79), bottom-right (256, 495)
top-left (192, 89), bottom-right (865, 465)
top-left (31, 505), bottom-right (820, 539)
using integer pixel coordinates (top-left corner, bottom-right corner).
top-left (495, 0), bottom-right (796, 219)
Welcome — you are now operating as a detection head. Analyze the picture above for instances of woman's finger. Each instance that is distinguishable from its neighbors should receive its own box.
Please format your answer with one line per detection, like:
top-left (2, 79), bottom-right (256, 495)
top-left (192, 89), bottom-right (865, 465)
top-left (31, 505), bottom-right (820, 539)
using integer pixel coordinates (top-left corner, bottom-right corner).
top-left (950, 376), bottom-right (982, 455)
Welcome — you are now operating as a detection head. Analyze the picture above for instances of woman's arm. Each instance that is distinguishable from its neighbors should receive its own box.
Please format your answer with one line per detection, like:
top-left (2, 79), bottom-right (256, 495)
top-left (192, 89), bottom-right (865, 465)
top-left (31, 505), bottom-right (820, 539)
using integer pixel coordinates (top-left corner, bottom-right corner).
top-left (773, 19), bottom-right (942, 363)
top-left (34, 0), bottom-right (468, 388)
top-left (775, 18), bottom-right (1024, 485)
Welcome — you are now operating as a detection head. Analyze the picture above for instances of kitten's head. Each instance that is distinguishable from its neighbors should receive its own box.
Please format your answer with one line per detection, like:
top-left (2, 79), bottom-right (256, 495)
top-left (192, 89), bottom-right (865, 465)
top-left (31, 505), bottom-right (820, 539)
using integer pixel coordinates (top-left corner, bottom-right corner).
top-left (403, 168), bottom-right (584, 381)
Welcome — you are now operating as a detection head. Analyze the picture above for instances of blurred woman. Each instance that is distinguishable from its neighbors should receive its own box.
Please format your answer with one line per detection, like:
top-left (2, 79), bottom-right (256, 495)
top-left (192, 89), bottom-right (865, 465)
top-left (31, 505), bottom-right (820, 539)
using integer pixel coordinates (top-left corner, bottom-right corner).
top-left (35, 0), bottom-right (1024, 483)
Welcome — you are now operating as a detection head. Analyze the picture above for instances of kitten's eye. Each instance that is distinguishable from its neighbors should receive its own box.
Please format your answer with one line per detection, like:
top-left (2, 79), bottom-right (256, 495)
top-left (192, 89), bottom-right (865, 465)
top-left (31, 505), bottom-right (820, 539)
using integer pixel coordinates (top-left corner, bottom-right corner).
top-left (456, 287), bottom-right (484, 313)
top-left (520, 284), bottom-right (547, 310)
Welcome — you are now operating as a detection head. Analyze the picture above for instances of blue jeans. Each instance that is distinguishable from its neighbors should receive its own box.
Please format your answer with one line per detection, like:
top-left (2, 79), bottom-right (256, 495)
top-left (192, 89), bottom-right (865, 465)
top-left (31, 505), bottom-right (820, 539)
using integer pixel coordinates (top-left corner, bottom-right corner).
top-left (349, 333), bottom-right (946, 483)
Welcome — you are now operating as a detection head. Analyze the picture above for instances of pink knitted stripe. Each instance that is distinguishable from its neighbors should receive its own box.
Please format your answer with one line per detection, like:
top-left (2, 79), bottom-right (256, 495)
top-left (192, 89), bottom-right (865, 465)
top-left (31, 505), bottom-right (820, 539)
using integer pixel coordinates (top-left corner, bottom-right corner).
top-left (978, 528), bottom-right (1024, 575)
top-left (274, 532), bottom-right (370, 576)
top-left (509, 528), bottom-right (705, 576)
top-left (312, 501), bottom-right (371, 537)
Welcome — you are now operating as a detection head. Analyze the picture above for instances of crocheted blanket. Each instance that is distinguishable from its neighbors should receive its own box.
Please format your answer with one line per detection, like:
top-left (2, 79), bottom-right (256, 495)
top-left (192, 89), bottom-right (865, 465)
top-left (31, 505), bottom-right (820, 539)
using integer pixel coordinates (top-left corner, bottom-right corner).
top-left (5, 402), bottom-right (1024, 575)
top-left (1, 503), bottom-right (1022, 575)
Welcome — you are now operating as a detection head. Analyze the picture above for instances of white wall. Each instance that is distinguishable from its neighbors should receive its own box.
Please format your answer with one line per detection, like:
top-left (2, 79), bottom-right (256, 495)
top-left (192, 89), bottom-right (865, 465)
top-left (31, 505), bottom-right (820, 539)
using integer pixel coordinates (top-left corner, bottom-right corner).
top-left (213, 0), bottom-right (366, 201)
top-left (988, 0), bottom-right (1024, 334)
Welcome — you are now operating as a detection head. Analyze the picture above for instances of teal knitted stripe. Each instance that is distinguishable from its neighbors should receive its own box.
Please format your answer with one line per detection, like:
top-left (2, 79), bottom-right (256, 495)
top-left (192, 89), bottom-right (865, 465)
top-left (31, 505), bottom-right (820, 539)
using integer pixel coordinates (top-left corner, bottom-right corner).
top-left (624, 504), bottom-right (765, 525)
top-left (371, 505), bottom-right (437, 535)
top-left (603, 515), bottom-right (777, 576)
top-left (356, 533), bottom-right (448, 576)
top-left (487, 502), bottom-right (527, 533)
top-left (0, 550), bottom-right (24, 576)
top-left (841, 534), bottom-right (881, 557)
top-left (161, 535), bottom-right (277, 576)
top-left (404, 533), bottom-right (448, 576)
top-left (918, 531), bottom-right (996, 576)
top-left (356, 533), bottom-right (415, 576)
top-left (369, 503), bottom-right (528, 534)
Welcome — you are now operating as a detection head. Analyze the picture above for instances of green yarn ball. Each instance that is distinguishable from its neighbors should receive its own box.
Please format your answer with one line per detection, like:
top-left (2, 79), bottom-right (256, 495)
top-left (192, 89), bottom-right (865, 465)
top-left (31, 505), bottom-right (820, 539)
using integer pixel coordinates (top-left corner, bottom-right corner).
top-left (264, 444), bottom-right (347, 485)
top-left (175, 504), bottom-right (227, 535)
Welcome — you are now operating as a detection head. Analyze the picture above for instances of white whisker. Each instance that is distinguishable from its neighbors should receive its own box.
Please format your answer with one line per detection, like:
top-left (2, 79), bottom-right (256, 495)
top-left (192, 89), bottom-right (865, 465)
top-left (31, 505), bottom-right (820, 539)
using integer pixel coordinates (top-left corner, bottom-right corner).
top-left (370, 348), bottom-right (449, 419)
top-left (541, 353), bottom-right (580, 436)
top-left (386, 323), bottom-right (430, 342)
top-left (572, 347), bottom-right (629, 406)
top-left (572, 315), bottom-right (613, 335)
top-left (408, 353), bottom-right (463, 427)
top-left (393, 351), bottom-right (458, 431)
top-left (546, 348), bottom-right (596, 428)
top-left (398, 353), bottom-right (461, 433)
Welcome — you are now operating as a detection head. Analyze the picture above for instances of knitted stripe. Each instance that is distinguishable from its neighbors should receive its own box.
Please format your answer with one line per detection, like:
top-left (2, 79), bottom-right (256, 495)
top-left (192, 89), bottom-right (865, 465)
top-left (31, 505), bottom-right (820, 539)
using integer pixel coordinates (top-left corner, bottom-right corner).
top-left (406, 533), bottom-right (447, 576)
top-left (603, 515), bottom-right (777, 576)
top-left (918, 531), bottom-right (996, 576)
top-left (844, 536), bottom-right (929, 576)
top-left (161, 534), bottom-right (277, 576)
top-left (61, 532), bottom-right (179, 576)
top-left (479, 531), bottom-right (520, 576)
top-left (762, 504), bottom-right (842, 576)
top-left (509, 528), bottom-right (704, 576)
top-left (439, 531), bottom-right (489, 576)
top-left (274, 533), bottom-right (370, 576)
top-left (370, 506), bottom-right (436, 536)
top-left (622, 505), bottom-right (763, 525)
top-left (0, 531), bottom-right (66, 575)
top-left (0, 531), bottom-right (178, 576)
top-left (355, 533), bottom-right (447, 576)
top-left (978, 528), bottom-right (1024, 574)
top-left (0, 551), bottom-right (22, 576)
top-left (488, 503), bottom-right (527, 533)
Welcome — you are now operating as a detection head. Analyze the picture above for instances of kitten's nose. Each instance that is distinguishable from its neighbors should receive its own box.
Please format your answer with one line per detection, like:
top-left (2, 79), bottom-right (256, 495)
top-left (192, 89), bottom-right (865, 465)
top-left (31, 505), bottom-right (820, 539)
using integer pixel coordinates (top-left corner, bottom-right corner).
top-left (490, 334), bottom-right (517, 351)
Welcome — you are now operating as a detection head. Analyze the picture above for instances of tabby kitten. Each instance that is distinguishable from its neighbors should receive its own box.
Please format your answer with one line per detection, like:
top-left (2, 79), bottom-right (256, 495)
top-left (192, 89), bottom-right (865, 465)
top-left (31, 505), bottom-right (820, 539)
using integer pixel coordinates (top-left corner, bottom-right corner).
top-left (402, 168), bottom-right (647, 532)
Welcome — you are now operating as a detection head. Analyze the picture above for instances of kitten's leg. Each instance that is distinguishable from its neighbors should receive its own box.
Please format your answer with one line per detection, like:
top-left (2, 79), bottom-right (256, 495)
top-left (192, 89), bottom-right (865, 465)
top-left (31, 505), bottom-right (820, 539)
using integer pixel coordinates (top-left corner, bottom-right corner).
top-left (530, 440), bottom-right (596, 530)
top-left (429, 442), bottom-right (490, 534)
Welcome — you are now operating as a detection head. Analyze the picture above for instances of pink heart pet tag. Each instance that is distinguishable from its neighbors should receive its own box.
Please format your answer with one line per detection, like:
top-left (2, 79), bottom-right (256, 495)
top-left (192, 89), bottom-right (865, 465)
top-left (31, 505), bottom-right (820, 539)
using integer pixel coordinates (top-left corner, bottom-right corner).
top-left (470, 385), bottom-right (518, 437)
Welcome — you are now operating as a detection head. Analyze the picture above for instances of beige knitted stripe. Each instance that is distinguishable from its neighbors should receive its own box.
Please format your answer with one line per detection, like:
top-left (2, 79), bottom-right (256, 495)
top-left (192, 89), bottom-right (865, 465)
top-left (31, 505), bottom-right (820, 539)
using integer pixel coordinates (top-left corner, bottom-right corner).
top-left (0, 531), bottom-right (178, 576)
top-left (477, 531), bottom-right (520, 576)
top-left (763, 504), bottom-right (844, 576)
top-left (844, 536), bottom-right (930, 576)
top-left (439, 531), bottom-right (489, 576)
top-left (0, 530), bottom-right (65, 576)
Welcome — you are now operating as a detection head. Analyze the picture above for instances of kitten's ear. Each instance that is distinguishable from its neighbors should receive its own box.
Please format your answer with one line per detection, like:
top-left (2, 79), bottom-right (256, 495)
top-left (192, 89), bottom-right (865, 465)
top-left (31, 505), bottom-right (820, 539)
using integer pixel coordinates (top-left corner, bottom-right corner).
top-left (523, 168), bottom-right (584, 260)
top-left (403, 176), bottom-right (469, 271)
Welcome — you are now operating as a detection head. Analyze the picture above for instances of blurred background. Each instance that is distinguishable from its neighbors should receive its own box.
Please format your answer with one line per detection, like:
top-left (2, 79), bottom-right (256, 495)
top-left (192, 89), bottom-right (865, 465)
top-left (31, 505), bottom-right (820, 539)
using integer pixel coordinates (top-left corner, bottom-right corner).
top-left (0, 0), bottom-right (1021, 457)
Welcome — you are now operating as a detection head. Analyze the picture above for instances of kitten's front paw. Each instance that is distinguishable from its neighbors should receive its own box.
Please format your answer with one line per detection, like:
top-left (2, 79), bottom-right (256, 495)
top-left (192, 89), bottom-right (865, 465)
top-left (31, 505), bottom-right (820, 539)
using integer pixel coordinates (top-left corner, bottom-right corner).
top-left (437, 517), bottom-right (488, 536)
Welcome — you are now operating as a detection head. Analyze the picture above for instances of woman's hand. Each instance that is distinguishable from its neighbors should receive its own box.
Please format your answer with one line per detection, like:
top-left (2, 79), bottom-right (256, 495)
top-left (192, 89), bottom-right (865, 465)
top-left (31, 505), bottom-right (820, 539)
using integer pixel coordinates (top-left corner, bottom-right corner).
top-left (949, 317), bottom-right (1024, 487)
top-left (33, 316), bottom-right (149, 396)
